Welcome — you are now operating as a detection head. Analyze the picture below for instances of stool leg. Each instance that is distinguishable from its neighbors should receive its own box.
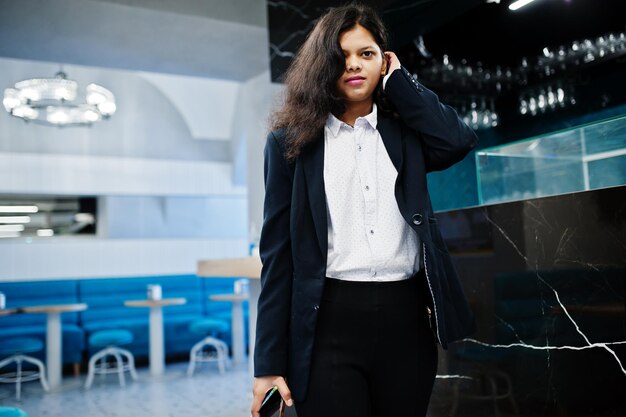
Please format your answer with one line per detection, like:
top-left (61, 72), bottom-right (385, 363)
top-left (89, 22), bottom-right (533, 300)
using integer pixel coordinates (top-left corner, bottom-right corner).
top-left (21, 355), bottom-right (50, 392)
top-left (215, 340), bottom-right (226, 375)
top-left (112, 351), bottom-right (125, 387)
top-left (216, 339), bottom-right (230, 368)
top-left (217, 349), bottom-right (225, 375)
top-left (500, 371), bottom-right (519, 415)
top-left (0, 355), bottom-right (15, 369)
top-left (187, 340), bottom-right (203, 377)
top-left (119, 349), bottom-right (138, 380)
top-left (85, 348), bottom-right (109, 389)
top-left (16, 357), bottom-right (22, 401)
top-left (488, 376), bottom-right (501, 417)
top-left (207, 337), bottom-right (227, 374)
top-left (85, 355), bottom-right (97, 389)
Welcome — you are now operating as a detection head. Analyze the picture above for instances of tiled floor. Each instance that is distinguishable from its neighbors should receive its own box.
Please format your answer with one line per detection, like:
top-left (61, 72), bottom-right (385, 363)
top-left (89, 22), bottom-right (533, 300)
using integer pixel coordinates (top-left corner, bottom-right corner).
top-left (0, 360), bottom-right (525, 417)
top-left (0, 361), bottom-right (256, 417)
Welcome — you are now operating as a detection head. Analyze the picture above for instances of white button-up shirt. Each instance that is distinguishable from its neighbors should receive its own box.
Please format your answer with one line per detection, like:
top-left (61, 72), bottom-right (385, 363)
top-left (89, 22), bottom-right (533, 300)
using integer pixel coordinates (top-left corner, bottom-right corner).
top-left (323, 103), bottom-right (420, 282)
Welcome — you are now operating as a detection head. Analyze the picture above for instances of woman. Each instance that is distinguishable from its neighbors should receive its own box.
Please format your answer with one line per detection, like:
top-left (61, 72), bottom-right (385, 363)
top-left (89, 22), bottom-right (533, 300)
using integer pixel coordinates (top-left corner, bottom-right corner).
top-left (251, 3), bottom-right (478, 417)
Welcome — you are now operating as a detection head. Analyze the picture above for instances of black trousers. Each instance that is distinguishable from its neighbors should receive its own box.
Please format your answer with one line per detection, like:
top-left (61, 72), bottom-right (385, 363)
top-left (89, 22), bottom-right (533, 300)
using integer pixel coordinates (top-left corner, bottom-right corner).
top-left (295, 271), bottom-right (438, 417)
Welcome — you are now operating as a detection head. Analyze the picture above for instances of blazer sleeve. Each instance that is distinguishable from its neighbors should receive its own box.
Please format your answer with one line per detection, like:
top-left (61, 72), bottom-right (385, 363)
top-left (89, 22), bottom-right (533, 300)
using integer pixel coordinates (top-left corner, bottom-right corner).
top-left (253, 131), bottom-right (294, 378)
top-left (384, 66), bottom-right (479, 172)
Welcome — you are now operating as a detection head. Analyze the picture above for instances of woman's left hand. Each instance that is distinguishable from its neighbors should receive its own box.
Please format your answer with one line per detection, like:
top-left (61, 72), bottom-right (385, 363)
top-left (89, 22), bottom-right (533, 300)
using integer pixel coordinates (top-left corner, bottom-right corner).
top-left (384, 51), bottom-right (401, 75)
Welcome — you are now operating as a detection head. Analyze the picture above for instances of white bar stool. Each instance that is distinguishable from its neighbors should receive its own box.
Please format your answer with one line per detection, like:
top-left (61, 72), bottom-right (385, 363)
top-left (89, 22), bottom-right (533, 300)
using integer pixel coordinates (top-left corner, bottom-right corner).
top-left (85, 329), bottom-right (138, 389)
top-left (0, 337), bottom-right (49, 400)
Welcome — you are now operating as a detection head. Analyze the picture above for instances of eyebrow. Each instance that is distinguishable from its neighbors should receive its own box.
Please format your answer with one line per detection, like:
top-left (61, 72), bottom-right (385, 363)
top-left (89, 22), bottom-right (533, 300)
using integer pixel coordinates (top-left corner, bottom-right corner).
top-left (341, 46), bottom-right (378, 52)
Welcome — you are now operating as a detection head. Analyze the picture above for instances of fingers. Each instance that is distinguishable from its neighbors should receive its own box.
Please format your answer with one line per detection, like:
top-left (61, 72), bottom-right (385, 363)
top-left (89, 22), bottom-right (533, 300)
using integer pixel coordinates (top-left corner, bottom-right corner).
top-left (275, 377), bottom-right (294, 407)
top-left (251, 376), bottom-right (293, 417)
top-left (250, 386), bottom-right (263, 417)
top-left (250, 393), bottom-right (262, 417)
top-left (251, 377), bottom-right (272, 417)
top-left (384, 51), bottom-right (397, 60)
top-left (384, 51), bottom-right (401, 73)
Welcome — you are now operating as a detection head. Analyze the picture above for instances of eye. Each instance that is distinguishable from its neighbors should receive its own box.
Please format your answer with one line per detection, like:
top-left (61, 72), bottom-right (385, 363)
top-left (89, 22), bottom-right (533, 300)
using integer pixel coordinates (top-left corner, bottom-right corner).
top-left (362, 51), bottom-right (374, 58)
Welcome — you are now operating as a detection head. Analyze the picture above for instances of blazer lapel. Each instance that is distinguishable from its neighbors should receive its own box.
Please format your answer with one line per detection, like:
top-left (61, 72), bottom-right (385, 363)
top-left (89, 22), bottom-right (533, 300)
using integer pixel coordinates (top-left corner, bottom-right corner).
top-left (377, 114), bottom-right (403, 173)
top-left (301, 131), bottom-right (328, 256)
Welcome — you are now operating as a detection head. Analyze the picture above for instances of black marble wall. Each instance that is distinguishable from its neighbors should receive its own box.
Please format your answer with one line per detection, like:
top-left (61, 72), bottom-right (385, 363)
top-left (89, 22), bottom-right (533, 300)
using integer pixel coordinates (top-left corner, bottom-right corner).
top-left (429, 185), bottom-right (626, 416)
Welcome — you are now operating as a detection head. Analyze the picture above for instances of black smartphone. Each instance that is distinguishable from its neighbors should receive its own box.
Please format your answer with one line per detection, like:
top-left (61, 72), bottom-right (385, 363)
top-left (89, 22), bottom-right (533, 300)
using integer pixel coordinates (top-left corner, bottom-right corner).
top-left (260, 386), bottom-right (283, 417)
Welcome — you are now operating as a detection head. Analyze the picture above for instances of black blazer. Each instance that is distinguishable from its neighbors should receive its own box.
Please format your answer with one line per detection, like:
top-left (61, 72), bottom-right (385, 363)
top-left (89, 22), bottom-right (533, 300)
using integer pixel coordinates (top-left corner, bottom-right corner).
top-left (255, 66), bottom-right (479, 402)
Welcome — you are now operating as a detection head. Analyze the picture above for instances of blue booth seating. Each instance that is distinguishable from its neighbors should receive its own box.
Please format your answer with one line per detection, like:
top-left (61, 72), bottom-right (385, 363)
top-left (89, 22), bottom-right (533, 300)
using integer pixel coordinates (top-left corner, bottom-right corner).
top-left (0, 275), bottom-right (251, 369)
top-left (78, 275), bottom-right (230, 359)
top-left (0, 281), bottom-right (84, 366)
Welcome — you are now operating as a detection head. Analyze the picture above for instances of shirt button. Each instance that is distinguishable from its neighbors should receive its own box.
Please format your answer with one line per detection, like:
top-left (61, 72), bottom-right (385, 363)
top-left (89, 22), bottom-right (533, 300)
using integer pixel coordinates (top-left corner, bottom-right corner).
top-left (365, 185), bottom-right (369, 191)
top-left (357, 145), bottom-right (362, 151)
top-left (372, 271), bottom-right (377, 276)
top-left (313, 305), bottom-right (319, 311)
top-left (370, 229), bottom-right (374, 234)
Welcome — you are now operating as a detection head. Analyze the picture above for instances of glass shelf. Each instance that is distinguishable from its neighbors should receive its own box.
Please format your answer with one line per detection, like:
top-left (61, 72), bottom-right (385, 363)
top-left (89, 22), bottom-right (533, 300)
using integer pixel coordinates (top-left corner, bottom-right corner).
top-left (476, 115), bottom-right (626, 205)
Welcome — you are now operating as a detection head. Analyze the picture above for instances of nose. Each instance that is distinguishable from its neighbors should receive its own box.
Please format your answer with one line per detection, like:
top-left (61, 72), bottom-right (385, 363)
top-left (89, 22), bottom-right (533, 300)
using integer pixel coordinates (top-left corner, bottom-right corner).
top-left (346, 55), bottom-right (361, 71)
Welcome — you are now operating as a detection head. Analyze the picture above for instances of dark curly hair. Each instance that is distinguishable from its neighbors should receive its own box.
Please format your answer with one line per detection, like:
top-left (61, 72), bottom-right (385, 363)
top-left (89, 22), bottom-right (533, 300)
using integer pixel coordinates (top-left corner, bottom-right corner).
top-left (270, 2), bottom-right (395, 162)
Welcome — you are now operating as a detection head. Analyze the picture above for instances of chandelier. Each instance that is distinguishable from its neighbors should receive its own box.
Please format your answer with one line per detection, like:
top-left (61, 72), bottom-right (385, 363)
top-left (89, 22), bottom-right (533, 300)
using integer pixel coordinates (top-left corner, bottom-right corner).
top-left (3, 71), bottom-right (116, 126)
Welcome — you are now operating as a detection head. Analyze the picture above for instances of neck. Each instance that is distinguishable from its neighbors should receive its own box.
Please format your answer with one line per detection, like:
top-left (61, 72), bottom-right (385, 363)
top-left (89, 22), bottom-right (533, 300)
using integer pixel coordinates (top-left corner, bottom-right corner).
top-left (338, 99), bottom-right (374, 126)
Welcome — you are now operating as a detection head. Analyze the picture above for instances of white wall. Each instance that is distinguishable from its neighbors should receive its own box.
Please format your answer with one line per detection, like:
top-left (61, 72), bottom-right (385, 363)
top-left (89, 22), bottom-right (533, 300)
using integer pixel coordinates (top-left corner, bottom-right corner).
top-left (0, 237), bottom-right (248, 281)
top-left (139, 72), bottom-right (240, 141)
top-left (104, 196), bottom-right (247, 238)
top-left (0, 153), bottom-right (245, 196)
top-left (232, 72), bottom-right (285, 244)
top-left (0, 57), bottom-right (255, 282)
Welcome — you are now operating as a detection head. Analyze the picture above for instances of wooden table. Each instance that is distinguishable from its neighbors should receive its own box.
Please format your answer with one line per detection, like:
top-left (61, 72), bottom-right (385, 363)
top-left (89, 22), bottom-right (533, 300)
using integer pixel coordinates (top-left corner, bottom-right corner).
top-left (124, 298), bottom-right (186, 376)
top-left (18, 303), bottom-right (88, 390)
top-left (209, 293), bottom-right (250, 365)
top-left (198, 255), bottom-right (262, 376)
top-left (0, 308), bottom-right (19, 317)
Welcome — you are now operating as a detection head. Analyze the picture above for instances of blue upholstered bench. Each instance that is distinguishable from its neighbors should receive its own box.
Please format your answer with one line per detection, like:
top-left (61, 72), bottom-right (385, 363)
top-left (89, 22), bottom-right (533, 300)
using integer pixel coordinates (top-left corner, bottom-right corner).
top-left (0, 275), bottom-right (250, 368)
top-left (78, 275), bottom-right (226, 359)
top-left (0, 280), bottom-right (85, 368)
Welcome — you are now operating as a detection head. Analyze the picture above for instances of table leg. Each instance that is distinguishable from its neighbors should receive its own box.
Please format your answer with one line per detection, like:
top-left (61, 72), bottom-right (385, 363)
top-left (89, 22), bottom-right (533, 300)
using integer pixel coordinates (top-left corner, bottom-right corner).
top-left (248, 280), bottom-right (260, 377)
top-left (46, 312), bottom-right (62, 390)
top-left (231, 300), bottom-right (245, 364)
top-left (149, 306), bottom-right (164, 376)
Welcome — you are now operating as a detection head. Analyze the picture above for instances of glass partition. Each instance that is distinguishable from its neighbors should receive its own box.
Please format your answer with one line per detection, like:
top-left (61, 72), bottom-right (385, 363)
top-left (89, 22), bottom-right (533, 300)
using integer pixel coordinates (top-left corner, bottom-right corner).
top-left (476, 115), bottom-right (626, 205)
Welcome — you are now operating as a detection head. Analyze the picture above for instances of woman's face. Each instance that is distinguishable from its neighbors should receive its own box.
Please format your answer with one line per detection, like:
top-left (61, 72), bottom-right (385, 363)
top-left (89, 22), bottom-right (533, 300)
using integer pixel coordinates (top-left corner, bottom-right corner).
top-left (335, 24), bottom-right (386, 107)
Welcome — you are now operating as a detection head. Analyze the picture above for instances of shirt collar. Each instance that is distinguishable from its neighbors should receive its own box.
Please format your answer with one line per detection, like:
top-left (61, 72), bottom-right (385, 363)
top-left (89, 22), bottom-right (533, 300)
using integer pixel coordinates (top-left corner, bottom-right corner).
top-left (326, 103), bottom-right (378, 138)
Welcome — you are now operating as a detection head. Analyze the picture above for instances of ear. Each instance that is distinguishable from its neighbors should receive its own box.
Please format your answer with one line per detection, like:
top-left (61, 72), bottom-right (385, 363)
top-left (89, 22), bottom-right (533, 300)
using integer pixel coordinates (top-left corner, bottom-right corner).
top-left (380, 51), bottom-right (388, 75)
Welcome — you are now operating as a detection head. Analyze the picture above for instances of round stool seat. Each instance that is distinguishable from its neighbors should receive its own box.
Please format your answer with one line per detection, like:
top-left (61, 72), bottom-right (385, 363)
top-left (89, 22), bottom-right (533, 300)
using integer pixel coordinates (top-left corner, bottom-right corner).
top-left (0, 407), bottom-right (29, 417)
top-left (190, 318), bottom-right (229, 335)
top-left (0, 338), bottom-right (43, 356)
top-left (89, 330), bottom-right (134, 348)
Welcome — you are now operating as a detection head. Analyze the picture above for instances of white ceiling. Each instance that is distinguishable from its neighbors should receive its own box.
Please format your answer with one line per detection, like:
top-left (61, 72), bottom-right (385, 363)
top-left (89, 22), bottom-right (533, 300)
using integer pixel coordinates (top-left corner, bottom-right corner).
top-left (0, 0), bottom-right (270, 81)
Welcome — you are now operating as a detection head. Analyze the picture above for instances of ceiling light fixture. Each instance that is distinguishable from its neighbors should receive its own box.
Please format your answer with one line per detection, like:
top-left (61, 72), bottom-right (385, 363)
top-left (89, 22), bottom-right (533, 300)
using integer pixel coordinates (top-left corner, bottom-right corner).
top-left (3, 71), bottom-right (116, 127)
top-left (0, 216), bottom-right (31, 224)
top-left (0, 205), bottom-right (39, 213)
top-left (37, 229), bottom-right (55, 237)
top-left (0, 224), bottom-right (25, 232)
top-left (509, 0), bottom-right (538, 11)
